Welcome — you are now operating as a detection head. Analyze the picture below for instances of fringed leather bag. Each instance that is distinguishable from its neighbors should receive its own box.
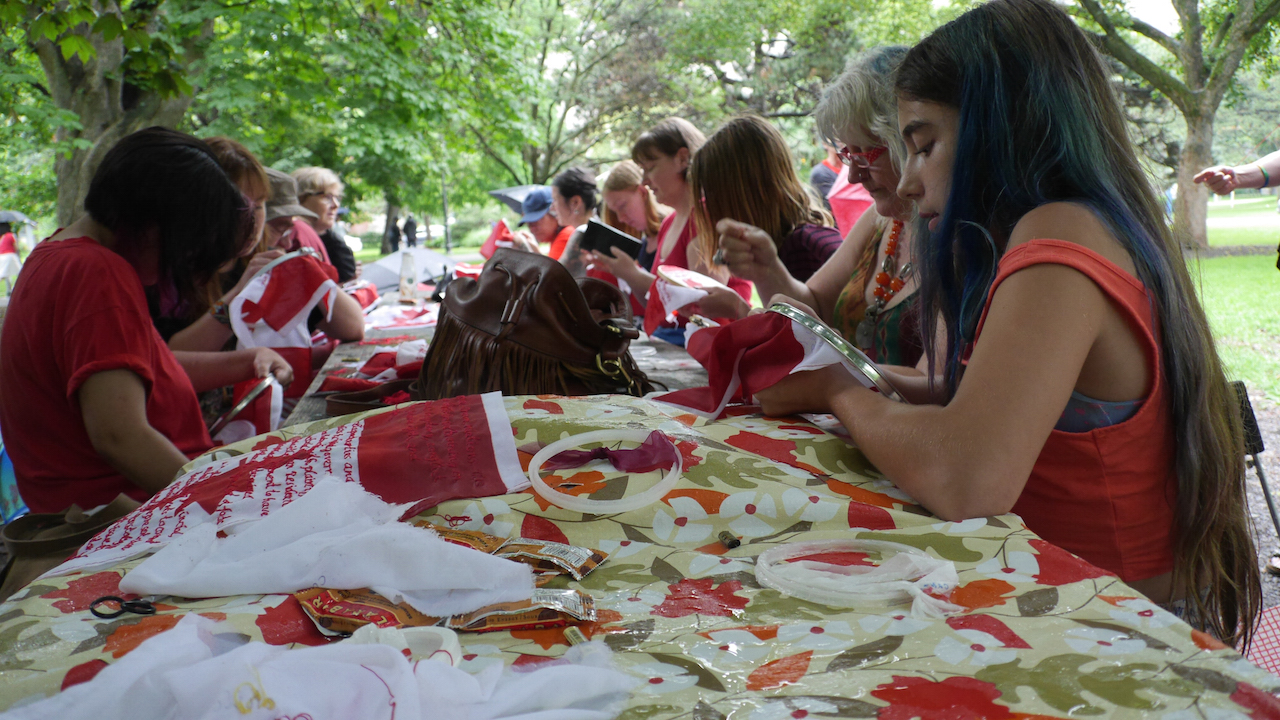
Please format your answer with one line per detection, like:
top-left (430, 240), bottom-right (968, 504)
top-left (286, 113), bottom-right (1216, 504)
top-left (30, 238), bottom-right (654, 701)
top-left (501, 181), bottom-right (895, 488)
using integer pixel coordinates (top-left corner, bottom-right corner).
top-left (417, 248), bottom-right (654, 400)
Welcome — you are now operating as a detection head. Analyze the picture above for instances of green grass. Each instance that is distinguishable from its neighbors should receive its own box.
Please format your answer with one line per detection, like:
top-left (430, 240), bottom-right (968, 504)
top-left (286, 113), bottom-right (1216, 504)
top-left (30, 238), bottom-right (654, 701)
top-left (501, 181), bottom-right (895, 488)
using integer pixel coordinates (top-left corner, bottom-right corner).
top-left (1207, 196), bottom-right (1280, 247)
top-left (1194, 253), bottom-right (1280, 402)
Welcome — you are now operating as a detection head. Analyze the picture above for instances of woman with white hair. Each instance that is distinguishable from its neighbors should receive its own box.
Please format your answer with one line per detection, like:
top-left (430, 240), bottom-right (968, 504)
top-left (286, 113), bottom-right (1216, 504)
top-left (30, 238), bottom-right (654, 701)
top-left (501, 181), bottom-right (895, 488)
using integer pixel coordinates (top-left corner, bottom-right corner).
top-left (714, 47), bottom-right (924, 367)
top-left (293, 166), bottom-right (358, 283)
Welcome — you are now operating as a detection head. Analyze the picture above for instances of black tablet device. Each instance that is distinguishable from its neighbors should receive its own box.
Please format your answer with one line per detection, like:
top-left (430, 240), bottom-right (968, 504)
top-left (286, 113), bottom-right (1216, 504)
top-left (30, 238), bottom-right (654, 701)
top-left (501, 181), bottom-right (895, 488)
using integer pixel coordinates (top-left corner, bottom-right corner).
top-left (579, 218), bottom-right (643, 260)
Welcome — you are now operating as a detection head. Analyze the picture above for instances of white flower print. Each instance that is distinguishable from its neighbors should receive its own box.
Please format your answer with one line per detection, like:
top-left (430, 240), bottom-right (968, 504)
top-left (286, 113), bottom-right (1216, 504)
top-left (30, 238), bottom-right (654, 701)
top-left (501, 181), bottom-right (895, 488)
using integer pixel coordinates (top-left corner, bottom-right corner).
top-left (934, 630), bottom-right (1019, 667)
top-left (441, 498), bottom-right (514, 537)
top-left (1063, 626), bottom-right (1147, 656)
top-left (751, 696), bottom-right (844, 720)
top-left (688, 553), bottom-right (753, 576)
top-left (595, 588), bottom-right (667, 617)
top-left (596, 539), bottom-right (652, 559)
top-left (859, 612), bottom-right (932, 636)
top-left (776, 621), bottom-right (859, 652)
top-left (1107, 598), bottom-right (1179, 630)
top-left (975, 551), bottom-right (1040, 585)
top-left (689, 629), bottom-right (774, 667)
top-left (627, 661), bottom-right (701, 694)
top-left (932, 518), bottom-right (988, 534)
top-left (721, 492), bottom-right (778, 537)
top-left (781, 487), bottom-right (841, 523)
top-left (652, 497), bottom-right (713, 544)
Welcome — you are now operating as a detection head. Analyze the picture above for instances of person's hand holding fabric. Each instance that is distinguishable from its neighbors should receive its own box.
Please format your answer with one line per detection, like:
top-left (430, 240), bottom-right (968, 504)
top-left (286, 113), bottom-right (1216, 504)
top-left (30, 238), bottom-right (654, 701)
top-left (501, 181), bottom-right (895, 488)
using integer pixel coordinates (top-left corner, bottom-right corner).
top-left (755, 363), bottom-right (859, 417)
top-left (689, 286), bottom-right (750, 321)
top-left (251, 346), bottom-right (294, 386)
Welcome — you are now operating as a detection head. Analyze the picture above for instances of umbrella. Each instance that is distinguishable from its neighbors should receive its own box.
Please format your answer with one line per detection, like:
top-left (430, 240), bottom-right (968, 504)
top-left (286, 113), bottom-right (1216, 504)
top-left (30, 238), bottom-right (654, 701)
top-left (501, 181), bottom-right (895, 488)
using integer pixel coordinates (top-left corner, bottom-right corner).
top-left (362, 248), bottom-right (457, 291)
top-left (487, 185), bottom-right (543, 215)
top-left (0, 211), bottom-right (32, 225)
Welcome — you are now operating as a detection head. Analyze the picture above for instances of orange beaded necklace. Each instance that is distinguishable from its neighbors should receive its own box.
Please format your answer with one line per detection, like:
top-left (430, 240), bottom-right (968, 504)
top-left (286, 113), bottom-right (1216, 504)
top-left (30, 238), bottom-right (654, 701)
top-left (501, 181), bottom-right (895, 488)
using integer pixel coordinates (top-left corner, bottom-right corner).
top-left (855, 219), bottom-right (911, 350)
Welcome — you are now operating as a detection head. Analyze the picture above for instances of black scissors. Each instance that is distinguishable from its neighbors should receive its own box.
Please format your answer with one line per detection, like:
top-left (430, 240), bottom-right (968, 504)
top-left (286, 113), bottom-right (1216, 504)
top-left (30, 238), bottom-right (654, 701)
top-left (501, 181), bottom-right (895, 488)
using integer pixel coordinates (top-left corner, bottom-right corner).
top-left (90, 595), bottom-right (162, 619)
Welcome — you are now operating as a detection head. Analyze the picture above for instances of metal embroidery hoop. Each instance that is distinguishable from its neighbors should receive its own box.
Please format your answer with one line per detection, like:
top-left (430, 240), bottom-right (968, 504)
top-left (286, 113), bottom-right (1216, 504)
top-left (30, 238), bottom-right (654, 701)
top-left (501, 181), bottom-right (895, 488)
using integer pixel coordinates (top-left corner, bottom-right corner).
top-left (767, 301), bottom-right (906, 403)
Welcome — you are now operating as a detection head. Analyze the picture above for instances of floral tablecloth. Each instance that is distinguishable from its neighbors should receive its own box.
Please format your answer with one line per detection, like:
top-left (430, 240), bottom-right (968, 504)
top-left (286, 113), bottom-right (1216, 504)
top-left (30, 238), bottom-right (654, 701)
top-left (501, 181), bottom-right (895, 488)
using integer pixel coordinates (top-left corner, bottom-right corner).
top-left (1, 394), bottom-right (1278, 718)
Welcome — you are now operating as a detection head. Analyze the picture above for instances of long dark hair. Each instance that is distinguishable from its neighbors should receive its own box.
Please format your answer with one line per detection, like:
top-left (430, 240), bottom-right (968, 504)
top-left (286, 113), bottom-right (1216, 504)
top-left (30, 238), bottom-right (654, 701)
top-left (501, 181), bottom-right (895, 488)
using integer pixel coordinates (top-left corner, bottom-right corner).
top-left (83, 126), bottom-right (251, 305)
top-left (896, 0), bottom-right (1258, 645)
top-left (551, 166), bottom-right (599, 214)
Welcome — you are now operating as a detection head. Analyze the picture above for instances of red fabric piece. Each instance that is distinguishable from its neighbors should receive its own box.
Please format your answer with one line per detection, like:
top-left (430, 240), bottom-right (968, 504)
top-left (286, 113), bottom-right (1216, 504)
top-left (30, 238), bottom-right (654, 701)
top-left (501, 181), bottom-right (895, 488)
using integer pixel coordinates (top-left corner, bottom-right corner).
top-left (542, 431), bottom-right (678, 473)
top-left (358, 351), bottom-right (397, 378)
top-left (395, 361), bottom-right (422, 379)
top-left (272, 346), bottom-right (312, 400)
top-left (382, 390), bottom-right (412, 404)
top-left (357, 335), bottom-right (417, 346)
top-left (289, 218), bottom-right (332, 265)
top-left (481, 219), bottom-right (514, 259)
top-left (347, 283), bottom-right (379, 309)
top-left (319, 376), bottom-right (380, 393)
top-left (658, 313), bottom-right (805, 416)
top-left (238, 255), bottom-right (334, 333)
top-left (547, 225), bottom-right (574, 261)
top-left (0, 232), bottom-right (16, 255)
top-left (974, 239), bottom-right (1176, 582)
top-left (0, 237), bottom-right (212, 513)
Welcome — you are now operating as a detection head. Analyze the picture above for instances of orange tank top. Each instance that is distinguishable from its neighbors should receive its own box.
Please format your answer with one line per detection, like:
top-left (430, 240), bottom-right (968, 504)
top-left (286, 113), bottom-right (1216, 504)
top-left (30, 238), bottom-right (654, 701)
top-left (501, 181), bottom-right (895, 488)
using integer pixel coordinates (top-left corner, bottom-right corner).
top-left (972, 239), bottom-right (1176, 582)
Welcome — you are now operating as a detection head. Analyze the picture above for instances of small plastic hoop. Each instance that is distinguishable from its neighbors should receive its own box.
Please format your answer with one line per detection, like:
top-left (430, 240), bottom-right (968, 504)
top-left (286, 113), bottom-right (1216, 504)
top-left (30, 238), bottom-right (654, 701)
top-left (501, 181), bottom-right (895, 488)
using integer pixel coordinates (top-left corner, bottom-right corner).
top-left (528, 429), bottom-right (682, 514)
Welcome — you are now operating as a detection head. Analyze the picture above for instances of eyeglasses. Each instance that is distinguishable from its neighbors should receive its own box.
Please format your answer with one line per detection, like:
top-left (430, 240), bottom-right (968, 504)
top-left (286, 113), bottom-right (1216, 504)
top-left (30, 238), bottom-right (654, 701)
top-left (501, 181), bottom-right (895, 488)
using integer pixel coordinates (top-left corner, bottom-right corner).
top-left (303, 192), bottom-right (342, 206)
top-left (837, 145), bottom-right (887, 169)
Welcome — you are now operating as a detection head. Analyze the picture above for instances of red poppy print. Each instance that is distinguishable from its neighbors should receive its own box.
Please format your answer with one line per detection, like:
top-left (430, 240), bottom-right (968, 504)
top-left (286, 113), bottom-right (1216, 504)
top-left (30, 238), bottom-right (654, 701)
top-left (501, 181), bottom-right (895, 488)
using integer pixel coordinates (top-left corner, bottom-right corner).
top-left (653, 578), bottom-right (749, 619)
top-left (255, 596), bottom-right (332, 646)
top-left (871, 676), bottom-right (1014, 720)
top-left (523, 399), bottom-right (564, 415)
top-left (746, 650), bottom-right (812, 691)
top-left (43, 572), bottom-right (130, 614)
top-left (520, 515), bottom-right (569, 545)
top-left (61, 659), bottom-right (108, 689)
top-left (1231, 681), bottom-right (1280, 718)
top-left (847, 502), bottom-right (896, 530)
top-left (946, 615), bottom-right (1032, 649)
top-left (1029, 539), bottom-right (1114, 586)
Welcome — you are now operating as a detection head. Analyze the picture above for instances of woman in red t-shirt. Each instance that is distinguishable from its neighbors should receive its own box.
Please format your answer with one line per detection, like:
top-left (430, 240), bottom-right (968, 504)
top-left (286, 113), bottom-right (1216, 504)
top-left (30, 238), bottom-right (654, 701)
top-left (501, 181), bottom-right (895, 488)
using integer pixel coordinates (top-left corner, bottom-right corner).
top-left (0, 127), bottom-right (267, 512)
top-left (756, 0), bottom-right (1259, 645)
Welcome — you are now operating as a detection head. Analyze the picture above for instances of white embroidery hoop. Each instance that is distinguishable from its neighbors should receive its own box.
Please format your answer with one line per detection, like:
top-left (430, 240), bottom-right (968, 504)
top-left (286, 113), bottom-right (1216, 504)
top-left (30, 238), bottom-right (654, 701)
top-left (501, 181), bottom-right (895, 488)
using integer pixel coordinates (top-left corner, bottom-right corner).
top-left (527, 429), bottom-right (682, 513)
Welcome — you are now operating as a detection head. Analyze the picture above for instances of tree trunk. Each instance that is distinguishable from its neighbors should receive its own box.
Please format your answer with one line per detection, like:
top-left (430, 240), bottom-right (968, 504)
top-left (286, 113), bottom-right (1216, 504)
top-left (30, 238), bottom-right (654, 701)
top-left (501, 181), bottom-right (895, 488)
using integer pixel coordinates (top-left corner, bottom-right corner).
top-left (1173, 112), bottom-right (1214, 249)
top-left (30, 15), bottom-right (200, 225)
top-left (382, 201), bottom-right (401, 254)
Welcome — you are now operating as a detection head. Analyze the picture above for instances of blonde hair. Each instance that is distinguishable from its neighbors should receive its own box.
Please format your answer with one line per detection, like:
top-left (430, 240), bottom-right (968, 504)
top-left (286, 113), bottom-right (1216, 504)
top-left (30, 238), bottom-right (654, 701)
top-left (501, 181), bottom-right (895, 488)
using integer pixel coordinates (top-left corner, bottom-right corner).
top-left (292, 166), bottom-right (344, 197)
top-left (602, 160), bottom-right (669, 238)
top-left (689, 115), bottom-right (833, 266)
top-left (813, 46), bottom-right (909, 173)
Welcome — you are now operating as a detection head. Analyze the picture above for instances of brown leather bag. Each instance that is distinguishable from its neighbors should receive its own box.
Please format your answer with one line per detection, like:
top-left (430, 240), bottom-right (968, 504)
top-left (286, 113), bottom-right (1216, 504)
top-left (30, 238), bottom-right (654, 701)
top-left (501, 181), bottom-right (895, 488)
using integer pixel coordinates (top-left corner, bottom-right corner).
top-left (417, 248), bottom-right (654, 400)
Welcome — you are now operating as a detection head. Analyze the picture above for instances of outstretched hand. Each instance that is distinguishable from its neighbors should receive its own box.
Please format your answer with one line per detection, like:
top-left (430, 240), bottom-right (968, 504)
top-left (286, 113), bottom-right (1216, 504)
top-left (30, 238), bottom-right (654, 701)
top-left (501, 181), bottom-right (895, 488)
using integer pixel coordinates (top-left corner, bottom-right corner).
top-left (1193, 165), bottom-right (1240, 195)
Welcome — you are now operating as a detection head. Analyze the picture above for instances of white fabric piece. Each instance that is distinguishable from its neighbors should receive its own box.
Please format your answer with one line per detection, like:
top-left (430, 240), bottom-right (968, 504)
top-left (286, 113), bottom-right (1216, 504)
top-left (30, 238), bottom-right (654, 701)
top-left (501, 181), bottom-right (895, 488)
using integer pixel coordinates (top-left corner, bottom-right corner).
top-left (346, 625), bottom-right (462, 666)
top-left (0, 615), bottom-right (637, 720)
top-left (755, 539), bottom-right (963, 619)
top-left (396, 338), bottom-right (429, 366)
top-left (229, 256), bottom-right (338, 350)
top-left (119, 481), bottom-right (534, 617)
top-left (48, 392), bottom-right (526, 579)
top-left (654, 280), bottom-right (707, 319)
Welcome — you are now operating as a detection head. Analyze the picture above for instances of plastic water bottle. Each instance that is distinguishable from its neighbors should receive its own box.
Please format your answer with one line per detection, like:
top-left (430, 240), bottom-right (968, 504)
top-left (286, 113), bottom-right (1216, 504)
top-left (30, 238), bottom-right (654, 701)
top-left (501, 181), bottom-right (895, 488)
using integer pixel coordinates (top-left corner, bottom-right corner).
top-left (399, 252), bottom-right (417, 303)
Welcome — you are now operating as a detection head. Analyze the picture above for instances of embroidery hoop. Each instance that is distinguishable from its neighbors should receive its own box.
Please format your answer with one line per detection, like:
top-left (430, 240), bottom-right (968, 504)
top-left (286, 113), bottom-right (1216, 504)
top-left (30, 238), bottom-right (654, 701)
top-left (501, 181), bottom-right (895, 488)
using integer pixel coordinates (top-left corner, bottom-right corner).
top-left (528, 429), bottom-right (682, 513)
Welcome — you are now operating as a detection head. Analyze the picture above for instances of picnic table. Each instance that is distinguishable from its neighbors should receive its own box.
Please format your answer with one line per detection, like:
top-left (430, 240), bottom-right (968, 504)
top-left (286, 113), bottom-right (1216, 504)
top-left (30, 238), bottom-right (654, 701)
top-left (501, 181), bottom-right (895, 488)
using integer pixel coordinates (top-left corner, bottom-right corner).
top-left (1, 392), bottom-right (1277, 717)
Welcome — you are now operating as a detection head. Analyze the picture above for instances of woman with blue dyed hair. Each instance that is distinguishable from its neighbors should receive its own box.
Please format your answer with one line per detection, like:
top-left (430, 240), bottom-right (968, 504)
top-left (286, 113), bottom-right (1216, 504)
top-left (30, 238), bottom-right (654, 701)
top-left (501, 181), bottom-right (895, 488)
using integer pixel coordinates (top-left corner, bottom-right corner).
top-left (758, 0), bottom-right (1259, 645)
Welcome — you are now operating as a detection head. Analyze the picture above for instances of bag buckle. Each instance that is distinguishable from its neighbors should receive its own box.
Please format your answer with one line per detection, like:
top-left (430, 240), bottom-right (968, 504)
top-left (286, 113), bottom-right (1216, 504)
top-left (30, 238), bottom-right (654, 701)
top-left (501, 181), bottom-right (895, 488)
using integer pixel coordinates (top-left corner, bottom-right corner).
top-left (596, 354), bottom-right (639, 395)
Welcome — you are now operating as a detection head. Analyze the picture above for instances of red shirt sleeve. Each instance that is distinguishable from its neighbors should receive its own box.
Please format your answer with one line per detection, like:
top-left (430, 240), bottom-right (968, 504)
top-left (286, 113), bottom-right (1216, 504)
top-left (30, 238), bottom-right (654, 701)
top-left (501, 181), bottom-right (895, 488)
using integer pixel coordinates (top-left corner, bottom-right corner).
top-left (548, 226), bottom-right (574, 261)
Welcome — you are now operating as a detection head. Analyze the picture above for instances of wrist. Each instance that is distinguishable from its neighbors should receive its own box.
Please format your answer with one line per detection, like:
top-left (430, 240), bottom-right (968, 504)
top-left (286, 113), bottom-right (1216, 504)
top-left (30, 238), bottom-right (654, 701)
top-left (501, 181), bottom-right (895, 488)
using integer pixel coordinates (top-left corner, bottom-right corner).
top-left (1257, 163), bottom-right (1272, 189)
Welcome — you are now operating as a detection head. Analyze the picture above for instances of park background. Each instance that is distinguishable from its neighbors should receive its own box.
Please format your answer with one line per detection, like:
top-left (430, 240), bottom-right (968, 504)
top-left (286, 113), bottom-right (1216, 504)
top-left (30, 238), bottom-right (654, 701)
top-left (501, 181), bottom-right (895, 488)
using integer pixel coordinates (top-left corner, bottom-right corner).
top-left (1, 0), bottom-right (1279, 403)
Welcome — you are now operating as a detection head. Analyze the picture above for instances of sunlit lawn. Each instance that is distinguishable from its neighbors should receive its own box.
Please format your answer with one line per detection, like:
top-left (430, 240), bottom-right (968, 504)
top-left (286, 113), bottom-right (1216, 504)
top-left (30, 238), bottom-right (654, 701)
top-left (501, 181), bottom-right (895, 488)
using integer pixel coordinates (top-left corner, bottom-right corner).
top-left (1195, 253), bottom-right (1280, 401)
top-left (1207, 195), bottom-right (1280, 246)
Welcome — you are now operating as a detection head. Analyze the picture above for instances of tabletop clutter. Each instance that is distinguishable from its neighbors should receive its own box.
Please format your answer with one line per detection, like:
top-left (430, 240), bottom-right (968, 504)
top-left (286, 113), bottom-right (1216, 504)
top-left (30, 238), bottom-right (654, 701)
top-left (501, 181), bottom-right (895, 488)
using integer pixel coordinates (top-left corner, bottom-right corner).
top-left (1, 252), bottom-right (1278, 720)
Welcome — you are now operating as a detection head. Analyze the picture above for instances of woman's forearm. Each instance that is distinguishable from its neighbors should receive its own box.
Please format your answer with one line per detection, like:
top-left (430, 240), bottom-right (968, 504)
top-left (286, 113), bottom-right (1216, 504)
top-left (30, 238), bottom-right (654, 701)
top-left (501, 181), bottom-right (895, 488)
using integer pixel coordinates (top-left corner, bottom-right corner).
top-left (168, 310), bottom-right (235, 352)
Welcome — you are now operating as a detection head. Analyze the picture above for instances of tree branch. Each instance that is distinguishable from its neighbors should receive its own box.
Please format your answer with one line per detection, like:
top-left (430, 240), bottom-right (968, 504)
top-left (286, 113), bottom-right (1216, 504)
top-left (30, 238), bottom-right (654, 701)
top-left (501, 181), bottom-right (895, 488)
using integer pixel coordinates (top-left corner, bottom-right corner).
top-left (468, 124), bottom-right (525, 185)
top-left (1075, 0), bottom-right (1195, 112)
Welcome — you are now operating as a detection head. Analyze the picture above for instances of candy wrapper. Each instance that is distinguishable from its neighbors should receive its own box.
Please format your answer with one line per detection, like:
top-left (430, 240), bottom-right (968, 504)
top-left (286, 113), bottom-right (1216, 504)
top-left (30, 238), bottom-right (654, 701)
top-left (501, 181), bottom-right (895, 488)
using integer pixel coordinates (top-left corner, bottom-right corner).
top-left (296, 587), bottom-right (595, 636)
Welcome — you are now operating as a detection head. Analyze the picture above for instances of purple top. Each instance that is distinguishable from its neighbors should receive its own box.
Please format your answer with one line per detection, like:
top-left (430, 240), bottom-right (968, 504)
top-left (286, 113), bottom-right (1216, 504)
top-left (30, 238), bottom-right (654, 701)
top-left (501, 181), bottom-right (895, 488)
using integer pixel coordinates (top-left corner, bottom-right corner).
top-left (777, 223), bottom-right (843, 282)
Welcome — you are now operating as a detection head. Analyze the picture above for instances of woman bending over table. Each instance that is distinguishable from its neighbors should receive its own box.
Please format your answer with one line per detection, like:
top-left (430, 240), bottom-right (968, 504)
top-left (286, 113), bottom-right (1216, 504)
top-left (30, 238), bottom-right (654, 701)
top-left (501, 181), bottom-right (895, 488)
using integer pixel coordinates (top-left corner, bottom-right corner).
top-left (715, 48), bottom-right (923, 367)
top-left (0, 128), bottom-right (254, 512)
top-left (686, 115), bottom-right (841, 320)
top-left (758, 0), bottom-right (1260, 646)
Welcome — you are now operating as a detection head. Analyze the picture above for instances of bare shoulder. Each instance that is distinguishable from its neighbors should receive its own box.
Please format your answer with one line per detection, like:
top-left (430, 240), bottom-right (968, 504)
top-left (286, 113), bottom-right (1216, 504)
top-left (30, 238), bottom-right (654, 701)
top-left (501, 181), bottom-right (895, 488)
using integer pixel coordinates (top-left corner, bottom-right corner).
top-left (1007, 202), bottom-right (1136, 275)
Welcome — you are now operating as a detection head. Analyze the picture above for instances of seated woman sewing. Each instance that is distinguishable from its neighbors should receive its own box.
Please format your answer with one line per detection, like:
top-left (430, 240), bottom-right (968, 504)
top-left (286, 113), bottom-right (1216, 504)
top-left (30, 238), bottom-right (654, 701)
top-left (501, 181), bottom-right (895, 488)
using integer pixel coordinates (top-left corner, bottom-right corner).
top-left (0, 128), bottom-right (259, 512)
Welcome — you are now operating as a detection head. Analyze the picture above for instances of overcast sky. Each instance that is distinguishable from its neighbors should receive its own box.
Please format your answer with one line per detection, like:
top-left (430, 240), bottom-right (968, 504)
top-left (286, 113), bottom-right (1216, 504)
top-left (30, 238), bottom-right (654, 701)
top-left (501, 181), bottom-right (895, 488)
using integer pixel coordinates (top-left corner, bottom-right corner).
top-left (1125, 0), bottom-right (1179, 34)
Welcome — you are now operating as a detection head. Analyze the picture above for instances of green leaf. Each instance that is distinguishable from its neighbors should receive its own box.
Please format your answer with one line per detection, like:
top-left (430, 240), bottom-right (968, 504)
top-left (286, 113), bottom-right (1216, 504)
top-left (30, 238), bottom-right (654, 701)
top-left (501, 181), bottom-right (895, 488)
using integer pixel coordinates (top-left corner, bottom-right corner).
top-left (826, 635), bottom-right (903, 673)
top-left (91, 14), bottom-right (124, 42)
top-left (1017, 587), bottom-right (1058, 617)
top-left (692, 701), bottom-right (727, 720)
top-left (1169, 665), bottom-right (1237, 695)
top-left (647, 652), bottom-right (727, 692)
top-left (603, 619), bottom-right (653, 652)
top-left (58, 34), bottom-right (95, 63)
top-left (1070, 619), bottom-right (1174, 651)
top-left (649, 556), bottom-right (684, 584)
